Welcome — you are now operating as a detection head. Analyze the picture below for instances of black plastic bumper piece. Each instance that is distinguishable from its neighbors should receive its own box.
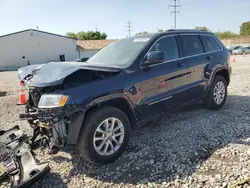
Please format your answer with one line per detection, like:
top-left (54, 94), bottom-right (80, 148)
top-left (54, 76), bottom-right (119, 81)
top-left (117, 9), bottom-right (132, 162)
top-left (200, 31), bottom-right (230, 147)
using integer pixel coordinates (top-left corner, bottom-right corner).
top-left (19, 112), bottom-right (38, 120)
top-left (0, 126), bottom-right (50, 188)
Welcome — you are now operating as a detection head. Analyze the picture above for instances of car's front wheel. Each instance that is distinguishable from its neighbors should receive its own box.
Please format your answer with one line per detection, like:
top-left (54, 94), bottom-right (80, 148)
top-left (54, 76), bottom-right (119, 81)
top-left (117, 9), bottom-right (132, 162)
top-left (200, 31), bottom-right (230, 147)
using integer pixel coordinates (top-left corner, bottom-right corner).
top-left (204, 75), bottom-right (227, 110)
top-left (76, 106), bottom-right (131, 164)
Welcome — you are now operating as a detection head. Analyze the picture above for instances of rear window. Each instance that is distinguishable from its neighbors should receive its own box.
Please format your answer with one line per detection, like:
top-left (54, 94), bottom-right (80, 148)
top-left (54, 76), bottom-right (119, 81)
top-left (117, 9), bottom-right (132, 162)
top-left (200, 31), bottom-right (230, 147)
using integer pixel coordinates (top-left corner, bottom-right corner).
top-left (181, 35), bottom-right (204, 57)
top-left (200, 35), bottom-right (221, 52)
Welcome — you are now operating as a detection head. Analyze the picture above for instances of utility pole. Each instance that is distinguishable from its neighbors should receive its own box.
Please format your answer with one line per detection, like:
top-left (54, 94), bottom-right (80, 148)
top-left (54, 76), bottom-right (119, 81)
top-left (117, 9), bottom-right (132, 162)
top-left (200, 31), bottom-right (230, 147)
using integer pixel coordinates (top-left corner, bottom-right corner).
top-left (169, 0), bottom-right (181, 29)
top-left (125, 20), bottom-right (133, 37)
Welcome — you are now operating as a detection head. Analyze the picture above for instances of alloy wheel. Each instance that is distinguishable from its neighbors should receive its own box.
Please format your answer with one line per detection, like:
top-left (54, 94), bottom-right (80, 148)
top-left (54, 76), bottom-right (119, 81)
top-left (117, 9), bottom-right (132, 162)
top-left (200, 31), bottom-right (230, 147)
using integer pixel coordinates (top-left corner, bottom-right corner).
top-left (213, 81), bottom-right (225, 105)
top-left (93, 118), bottom-right (125, 156)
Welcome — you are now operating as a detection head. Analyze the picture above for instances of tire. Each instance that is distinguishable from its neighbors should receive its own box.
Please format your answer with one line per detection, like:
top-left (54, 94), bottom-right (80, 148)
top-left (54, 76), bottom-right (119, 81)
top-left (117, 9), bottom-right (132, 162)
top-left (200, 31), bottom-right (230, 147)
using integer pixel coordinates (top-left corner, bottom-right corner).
top-left (204, 75), bottom-right (227, 110)
top-left (76, 106), bottom-right (131, 164)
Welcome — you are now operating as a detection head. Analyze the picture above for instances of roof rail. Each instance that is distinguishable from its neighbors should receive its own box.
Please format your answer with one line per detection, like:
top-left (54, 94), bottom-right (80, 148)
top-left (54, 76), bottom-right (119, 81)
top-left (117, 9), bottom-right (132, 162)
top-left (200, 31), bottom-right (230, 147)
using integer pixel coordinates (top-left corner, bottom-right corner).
top-left (166, 29), bottom-right (175, 31)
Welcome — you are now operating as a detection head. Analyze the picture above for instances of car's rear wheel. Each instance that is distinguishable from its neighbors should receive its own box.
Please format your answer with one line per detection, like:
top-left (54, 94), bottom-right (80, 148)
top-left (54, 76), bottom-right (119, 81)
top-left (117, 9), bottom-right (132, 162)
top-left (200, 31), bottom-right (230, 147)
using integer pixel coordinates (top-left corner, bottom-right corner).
top-left (76, 106), bottom-right (131, 164)
top-left (204, 75), bottom-right (227, 110)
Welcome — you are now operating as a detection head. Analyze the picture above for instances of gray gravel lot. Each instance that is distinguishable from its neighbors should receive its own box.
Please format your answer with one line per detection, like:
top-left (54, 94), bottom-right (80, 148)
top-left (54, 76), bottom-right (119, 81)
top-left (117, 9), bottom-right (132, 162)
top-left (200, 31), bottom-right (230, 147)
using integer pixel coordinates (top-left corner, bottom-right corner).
top-left (1, 55), bottom-right (250, 188)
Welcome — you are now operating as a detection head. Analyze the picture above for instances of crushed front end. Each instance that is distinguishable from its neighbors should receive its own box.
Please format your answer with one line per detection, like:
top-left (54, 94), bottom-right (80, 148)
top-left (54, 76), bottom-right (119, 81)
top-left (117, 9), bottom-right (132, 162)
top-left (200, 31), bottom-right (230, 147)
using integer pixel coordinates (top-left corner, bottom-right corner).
top-left (20, 87), bottom-right (84, 153)
top-left (17, 61), bottom-right (121, 153)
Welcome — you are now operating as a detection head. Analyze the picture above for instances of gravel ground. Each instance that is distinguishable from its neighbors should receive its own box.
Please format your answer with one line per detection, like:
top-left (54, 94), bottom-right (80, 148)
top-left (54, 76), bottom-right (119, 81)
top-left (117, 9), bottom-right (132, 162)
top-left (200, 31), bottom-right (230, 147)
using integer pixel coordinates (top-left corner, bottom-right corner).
top-left (1, 55), bottom-right (250, 188)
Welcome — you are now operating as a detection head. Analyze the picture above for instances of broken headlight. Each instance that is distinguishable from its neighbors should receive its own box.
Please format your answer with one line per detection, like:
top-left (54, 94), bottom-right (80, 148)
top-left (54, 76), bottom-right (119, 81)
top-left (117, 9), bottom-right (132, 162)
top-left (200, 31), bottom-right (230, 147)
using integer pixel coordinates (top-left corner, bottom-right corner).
top-left (38, 94), bottom-right (69, 108)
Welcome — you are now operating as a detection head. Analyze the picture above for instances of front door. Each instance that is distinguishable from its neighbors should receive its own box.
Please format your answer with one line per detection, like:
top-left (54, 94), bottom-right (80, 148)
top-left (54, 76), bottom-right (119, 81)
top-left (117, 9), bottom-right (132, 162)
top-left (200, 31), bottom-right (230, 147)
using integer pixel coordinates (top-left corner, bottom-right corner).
top-left (138, 35), bottom-right (188, 119)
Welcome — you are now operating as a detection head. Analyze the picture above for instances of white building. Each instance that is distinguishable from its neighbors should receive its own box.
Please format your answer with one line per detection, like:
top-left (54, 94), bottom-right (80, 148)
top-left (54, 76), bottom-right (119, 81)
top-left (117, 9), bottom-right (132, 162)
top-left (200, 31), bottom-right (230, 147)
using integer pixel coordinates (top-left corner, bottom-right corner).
top-left (76, 39), bottom-right (117, 59)
top-left (0, 29), bottom-right (78, 71)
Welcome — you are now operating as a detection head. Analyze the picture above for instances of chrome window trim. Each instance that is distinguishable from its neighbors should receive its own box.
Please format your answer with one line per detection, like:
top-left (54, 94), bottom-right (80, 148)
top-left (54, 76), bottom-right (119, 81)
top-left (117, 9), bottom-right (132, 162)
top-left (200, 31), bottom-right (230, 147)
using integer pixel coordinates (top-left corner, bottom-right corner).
top-left (140, 33), bottom-right (223, 68)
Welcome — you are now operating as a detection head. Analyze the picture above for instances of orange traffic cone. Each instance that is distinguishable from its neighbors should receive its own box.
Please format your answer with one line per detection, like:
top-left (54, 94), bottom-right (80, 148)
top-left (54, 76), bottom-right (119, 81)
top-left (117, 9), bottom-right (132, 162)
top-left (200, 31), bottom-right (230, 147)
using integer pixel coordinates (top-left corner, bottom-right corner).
top-left (17, 81), bottom-right (27, 105)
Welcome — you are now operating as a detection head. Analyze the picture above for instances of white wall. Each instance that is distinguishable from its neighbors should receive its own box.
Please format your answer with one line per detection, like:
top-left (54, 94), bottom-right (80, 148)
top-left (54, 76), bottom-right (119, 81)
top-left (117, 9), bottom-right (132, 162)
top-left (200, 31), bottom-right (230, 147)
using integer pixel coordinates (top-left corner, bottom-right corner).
top-left (0, 30), bottom-right (78, 70)
top-left (78, 49), bottom-right (98, 58)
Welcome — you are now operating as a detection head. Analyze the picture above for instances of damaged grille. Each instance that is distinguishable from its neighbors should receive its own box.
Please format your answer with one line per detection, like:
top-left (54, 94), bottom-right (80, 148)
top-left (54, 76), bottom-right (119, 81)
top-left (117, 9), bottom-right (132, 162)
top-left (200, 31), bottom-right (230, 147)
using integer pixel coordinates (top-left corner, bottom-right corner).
top-left (0, 143), bottom-right (18, 177)
top-left (29, 89), bottom-right (41, 107)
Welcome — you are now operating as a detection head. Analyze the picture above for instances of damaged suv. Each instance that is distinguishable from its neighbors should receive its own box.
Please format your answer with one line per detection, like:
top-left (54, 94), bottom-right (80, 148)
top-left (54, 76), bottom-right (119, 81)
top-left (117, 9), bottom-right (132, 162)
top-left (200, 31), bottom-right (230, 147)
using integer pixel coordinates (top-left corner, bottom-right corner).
top-left (19, 30), bottom-right (232, 164)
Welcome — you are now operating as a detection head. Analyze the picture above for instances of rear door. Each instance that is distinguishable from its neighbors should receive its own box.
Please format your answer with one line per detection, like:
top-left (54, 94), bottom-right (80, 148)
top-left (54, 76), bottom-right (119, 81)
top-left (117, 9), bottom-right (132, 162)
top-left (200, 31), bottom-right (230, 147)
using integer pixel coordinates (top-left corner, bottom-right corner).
top-left (179, 34), bottom-right (206, 102)
top-left (139, 35), bottom-right (188, 118)
top-left (179, 34), bottom-right (223, 102)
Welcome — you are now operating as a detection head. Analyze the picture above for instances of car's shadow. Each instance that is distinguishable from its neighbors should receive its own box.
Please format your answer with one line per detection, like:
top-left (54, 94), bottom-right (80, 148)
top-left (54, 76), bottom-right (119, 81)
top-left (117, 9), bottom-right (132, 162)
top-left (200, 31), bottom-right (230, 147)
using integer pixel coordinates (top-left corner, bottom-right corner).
top-left (47, 94), bottom-right (250, 186)
top-left (32, 172), bottom-right (68, 188)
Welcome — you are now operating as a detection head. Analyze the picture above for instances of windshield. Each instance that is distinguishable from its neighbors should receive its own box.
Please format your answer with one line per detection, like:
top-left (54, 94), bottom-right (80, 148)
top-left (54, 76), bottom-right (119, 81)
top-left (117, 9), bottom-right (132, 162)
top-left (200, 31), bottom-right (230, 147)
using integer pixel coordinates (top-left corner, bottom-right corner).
top-left (86, 36), bottom-right (151, 68)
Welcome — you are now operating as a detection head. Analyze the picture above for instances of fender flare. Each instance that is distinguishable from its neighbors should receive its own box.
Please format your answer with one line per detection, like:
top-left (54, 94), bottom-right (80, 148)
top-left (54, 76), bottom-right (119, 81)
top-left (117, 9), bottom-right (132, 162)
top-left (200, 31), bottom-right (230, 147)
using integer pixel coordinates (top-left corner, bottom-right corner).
top-left (67, 93), bottom-right (136, 145)
top-left (205, 65), bottom-right (230, 95)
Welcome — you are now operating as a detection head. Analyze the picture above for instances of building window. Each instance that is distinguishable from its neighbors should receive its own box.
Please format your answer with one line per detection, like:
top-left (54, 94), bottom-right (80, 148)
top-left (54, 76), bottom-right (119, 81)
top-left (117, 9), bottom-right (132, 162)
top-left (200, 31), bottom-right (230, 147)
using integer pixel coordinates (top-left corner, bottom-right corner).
top-left (59, 55), bottom-right (65, 62)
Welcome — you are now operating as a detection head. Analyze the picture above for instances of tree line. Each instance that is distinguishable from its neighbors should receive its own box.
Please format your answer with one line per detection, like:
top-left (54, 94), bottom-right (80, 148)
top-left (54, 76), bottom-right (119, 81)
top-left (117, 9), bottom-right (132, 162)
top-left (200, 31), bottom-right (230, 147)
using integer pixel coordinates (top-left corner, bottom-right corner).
top-left (66, 21), bottom-right (250, 40)
top-left (66, 31), bottom-right (107, 40)
top-left (195, 21), bottom-right (250, 39)
top-left (135, 21), bottom-right (250, 39)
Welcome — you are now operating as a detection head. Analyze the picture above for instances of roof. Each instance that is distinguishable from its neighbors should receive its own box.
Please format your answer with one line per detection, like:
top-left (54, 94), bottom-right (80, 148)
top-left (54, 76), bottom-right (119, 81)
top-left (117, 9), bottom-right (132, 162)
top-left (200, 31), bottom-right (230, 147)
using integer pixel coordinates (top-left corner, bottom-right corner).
top-left (0, 29), bottom-right (75, 40)
top-left (76, 39), bottom-right (117, 50)
top-left (76, 29), bottom-right (214, 50)
top-left (125, 29), bottom-right (214, 40)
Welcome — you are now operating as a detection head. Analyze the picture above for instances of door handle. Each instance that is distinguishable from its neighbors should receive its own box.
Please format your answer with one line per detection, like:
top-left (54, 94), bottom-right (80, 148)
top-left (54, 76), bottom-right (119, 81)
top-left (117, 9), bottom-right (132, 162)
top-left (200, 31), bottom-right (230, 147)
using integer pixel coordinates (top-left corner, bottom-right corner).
top-left (205, 56), bottom-right (213, 60)
top-left (177, 63), bottom-right (183, 67)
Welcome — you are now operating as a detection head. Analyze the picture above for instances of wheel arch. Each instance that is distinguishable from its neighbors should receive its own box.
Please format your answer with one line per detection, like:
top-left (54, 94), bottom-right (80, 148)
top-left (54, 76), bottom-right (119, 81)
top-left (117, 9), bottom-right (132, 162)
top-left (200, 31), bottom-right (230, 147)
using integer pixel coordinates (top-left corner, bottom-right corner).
top-left (205, 66), bottom-right (230, 97)
top-left (209, 66), bottom-right (230, 86)
top-left (67, 94), bottom-right (137, 145)
top-left (214, 69), bottom-right (230, 86)
top-left (85, 95), bottom-right (137, 129)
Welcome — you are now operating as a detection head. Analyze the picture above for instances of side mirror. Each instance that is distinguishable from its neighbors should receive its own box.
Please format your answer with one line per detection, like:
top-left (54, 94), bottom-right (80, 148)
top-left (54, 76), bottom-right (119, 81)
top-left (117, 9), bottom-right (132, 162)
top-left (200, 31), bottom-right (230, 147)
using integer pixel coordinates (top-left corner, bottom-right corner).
top-left (142, 51), bottom-right (165, 67)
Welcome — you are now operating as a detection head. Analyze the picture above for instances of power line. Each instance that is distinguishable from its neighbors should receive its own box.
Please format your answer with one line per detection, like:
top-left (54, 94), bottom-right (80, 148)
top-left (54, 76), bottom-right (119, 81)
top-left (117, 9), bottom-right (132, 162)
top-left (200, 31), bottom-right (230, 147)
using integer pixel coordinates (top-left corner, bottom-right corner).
top-left (125, 20), bottom-right (133, 37)
top-left (168, 0), bottom-right (182, 29)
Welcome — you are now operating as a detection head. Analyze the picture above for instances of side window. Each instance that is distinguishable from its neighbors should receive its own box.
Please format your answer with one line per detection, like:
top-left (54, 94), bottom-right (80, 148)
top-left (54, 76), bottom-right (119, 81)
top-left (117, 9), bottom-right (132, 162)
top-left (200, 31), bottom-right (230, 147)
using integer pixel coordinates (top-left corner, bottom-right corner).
top-left (150, 36), bottom-right (179, 61)
top-left (181, 35), bottom-right (204, 57)
top-left (200, 35), bottom-right (221, 52)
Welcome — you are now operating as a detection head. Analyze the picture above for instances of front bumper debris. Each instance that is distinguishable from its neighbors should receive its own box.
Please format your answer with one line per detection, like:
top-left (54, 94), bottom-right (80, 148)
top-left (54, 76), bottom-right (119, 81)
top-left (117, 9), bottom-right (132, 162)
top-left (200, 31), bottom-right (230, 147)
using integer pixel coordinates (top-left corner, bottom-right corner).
top-left (0, 126), bottom-right (50, 188)
top-left (20, 103), bottom-right (85, 150)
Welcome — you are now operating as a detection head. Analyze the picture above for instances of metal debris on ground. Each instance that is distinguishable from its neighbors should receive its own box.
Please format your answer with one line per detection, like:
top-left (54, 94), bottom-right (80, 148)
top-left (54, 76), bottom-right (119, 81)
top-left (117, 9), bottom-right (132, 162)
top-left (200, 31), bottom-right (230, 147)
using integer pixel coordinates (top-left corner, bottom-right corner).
top-left (0, 126), bottom-right (50, 188)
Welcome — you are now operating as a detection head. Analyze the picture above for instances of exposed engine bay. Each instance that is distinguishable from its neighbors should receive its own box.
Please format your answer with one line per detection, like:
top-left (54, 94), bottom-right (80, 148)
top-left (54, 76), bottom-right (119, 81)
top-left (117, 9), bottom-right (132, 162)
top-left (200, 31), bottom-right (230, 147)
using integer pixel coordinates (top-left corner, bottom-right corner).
top-left (0, 126), bottom-right (50, 188)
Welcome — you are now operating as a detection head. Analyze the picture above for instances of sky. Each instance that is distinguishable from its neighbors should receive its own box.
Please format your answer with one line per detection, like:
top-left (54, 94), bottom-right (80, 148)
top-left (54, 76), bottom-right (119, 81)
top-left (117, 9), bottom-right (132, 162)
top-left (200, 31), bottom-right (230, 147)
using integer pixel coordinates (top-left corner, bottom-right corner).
top-left (0, 0), bottom-right (250, 39)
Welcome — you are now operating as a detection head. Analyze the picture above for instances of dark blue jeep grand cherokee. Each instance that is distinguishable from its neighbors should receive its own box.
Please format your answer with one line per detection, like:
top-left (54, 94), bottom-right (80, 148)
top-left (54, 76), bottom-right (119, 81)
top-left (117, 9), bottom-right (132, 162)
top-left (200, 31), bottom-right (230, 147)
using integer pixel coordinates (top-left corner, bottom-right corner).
top-left (21, 29), bottom-right (232, 164)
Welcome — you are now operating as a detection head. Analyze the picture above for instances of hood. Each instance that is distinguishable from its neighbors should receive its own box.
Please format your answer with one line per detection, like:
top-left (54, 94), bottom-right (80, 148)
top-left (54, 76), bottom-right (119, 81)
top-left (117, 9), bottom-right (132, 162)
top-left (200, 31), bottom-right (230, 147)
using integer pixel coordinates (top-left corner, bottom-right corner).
top-left (18, 64), bottom-right (44, 81)
top-left (25, 61), bottom-right (122, 87)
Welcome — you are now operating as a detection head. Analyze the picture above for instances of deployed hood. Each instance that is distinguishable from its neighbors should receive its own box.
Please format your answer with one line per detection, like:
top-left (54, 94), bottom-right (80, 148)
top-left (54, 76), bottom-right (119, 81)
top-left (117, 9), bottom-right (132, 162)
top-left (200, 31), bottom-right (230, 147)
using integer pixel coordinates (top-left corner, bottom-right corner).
top-left (21, 61), bottom-right (122, 87)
